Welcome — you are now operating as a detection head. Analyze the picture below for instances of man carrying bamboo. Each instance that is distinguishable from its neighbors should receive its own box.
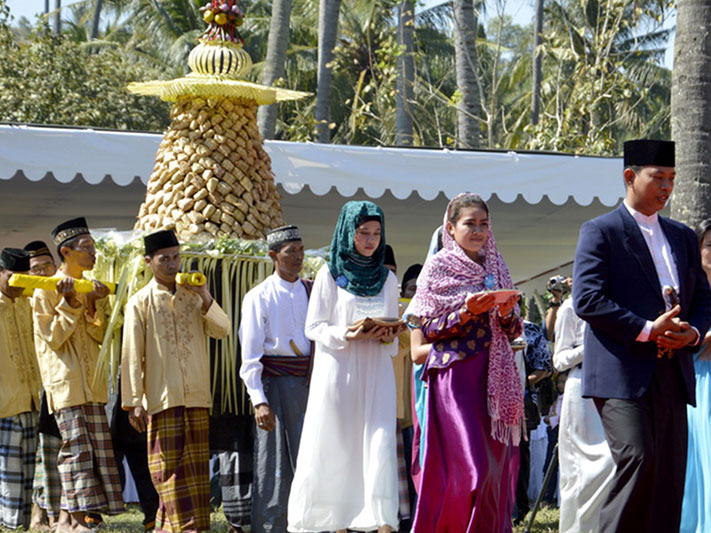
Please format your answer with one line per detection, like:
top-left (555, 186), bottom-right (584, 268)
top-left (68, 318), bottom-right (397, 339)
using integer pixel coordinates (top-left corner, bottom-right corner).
top-left (121, 229), bottom-right (230, 532)
top-left (32, 218), bottom-right (124, 533)
top-left (239, 225), bottom-right (312, 532)
top-left (0, 248), bottom-right (42, 530)
top-left (23, 240), bottom-right (68, 532)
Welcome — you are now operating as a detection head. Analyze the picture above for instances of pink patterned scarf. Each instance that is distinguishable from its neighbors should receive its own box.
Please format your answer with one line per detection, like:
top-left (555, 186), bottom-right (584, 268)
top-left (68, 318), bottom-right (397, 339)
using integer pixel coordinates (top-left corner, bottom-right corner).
top-left (413, 194), bottom-right (524, 445)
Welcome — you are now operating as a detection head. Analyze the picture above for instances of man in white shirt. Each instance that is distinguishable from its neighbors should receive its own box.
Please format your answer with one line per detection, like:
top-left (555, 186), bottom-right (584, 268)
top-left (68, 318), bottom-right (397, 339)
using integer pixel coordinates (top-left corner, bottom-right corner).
top-left (573, 140), bottom-right (711, 532)
top-left (239, 225), bottom-right (311, 533)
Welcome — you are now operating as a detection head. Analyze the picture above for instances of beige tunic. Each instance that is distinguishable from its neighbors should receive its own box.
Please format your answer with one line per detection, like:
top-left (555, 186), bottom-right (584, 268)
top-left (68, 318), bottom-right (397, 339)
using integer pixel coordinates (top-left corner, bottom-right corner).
top-left (0, 293), bottom-right (41, 418)
top-left (121, 278), bottom-right (230, 416)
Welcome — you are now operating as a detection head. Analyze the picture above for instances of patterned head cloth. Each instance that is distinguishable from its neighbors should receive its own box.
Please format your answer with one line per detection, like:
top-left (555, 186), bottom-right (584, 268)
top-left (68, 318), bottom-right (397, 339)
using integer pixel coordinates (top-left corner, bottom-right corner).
top-left (144, 229), bottom-right (180, 256)
top-left (52, 217), bottom-right (90, 247)
top-left (24, 240), bottom-right (53, 259)
top-left (266, 225), bottom-right (302, 251)
top-left (0, 248), bottom-right (30, 271)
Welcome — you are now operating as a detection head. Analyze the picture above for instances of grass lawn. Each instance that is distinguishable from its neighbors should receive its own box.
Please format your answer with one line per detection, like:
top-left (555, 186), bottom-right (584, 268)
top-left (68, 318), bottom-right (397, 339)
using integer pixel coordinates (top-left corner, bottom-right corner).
top-left (1, 505), bottom-right (561, 532)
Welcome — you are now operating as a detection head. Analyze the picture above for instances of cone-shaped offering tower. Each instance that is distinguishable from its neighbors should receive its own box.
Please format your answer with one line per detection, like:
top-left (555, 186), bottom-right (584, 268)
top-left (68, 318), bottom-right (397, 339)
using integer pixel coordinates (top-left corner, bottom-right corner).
top-left (129, 0), bottom-right (309, 240)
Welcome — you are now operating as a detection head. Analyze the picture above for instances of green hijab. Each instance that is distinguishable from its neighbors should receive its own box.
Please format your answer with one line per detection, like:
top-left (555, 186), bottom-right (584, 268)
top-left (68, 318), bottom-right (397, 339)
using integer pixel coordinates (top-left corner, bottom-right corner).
top-left (328, 201), bottom-right (389, 297)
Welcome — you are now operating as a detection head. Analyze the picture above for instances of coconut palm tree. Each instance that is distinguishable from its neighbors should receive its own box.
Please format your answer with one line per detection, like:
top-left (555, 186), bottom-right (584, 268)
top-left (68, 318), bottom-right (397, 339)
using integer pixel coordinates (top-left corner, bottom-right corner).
top-left (452, 0), bottom-right (481, 148)
top-left (314, 0), bottom-right (342, 142)
top-left (257, 0), bottom-right (296, 139)
top-left (396, 0), bottom-right (415, 145)
top-left (672, 0), bottom-right (711, 226)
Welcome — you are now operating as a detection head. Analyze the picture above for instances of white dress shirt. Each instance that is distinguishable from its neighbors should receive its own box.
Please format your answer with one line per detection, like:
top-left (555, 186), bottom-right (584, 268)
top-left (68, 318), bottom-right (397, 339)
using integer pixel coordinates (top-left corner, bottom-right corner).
top-left (623, 201), bottom-right (693, 342)
top-left (239, 273), bottom-right (311, 406)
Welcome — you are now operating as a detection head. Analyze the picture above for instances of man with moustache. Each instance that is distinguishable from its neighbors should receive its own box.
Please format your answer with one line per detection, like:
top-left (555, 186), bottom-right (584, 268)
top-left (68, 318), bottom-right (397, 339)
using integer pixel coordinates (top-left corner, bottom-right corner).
top-left (32, 218), bottom-right (124, 533)
top-left (573, 140), bottom-right (711, 532)
top-left (121, 229), bottom-right (229, 532)
top-left (239, 225), bottom-right (312, 532)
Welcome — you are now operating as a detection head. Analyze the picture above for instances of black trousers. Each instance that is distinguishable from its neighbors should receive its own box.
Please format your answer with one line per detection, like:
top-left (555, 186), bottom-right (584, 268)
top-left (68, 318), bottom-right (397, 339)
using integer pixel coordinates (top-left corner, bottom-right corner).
top-left (594, 358), bottom-right (688, 533)
top-left (514, 430), bottom-right (531, 519)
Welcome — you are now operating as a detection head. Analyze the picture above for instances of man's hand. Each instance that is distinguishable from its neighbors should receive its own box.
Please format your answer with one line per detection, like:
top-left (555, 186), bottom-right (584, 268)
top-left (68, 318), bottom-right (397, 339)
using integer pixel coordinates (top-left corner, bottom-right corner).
top-left (254, 403), bottom-right (276, 432)
top-left (128, 406), bottom-right (148, 433)
top-left (186, 277), bottom-right (213, 312)
top-left (657, 318), bottom-right (698, 350)
top-left (649, 305), bottom-right (683, 341)
top-left (86, 281), bottom-right (109, 302)
top-left (56, 277), bottom-right (80, 308)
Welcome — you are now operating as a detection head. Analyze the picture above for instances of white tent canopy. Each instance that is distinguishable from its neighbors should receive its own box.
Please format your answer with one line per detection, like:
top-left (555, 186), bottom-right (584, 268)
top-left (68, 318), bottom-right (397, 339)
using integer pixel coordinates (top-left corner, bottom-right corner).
top-left (0, 124), bottom-right (627, 292)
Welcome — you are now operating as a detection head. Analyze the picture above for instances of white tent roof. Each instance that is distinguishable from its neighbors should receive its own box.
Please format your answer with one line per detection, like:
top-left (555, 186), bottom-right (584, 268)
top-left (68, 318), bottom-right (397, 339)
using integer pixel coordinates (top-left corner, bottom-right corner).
top-left (0, 124), bottom-right (627, 292)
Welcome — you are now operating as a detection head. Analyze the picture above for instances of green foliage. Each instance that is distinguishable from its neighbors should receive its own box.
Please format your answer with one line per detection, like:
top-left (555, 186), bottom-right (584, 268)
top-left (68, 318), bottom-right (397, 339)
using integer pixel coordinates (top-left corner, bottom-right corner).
top-left (0, 2), bottom-right (170, 130)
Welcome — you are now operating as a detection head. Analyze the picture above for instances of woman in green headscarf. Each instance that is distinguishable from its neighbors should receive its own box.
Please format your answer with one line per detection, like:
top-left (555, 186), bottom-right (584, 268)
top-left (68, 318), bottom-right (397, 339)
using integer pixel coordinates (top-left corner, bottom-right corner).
top-left (288, 201), bottom-right (402, 533)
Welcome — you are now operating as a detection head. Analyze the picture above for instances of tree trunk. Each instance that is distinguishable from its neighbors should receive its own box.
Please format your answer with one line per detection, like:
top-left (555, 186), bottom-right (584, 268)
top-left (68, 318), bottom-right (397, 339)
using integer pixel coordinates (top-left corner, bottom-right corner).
top-left (44, 0), bottom-right (49, 15)
top-left (531, 0), bottom-right (544, 125)
top-left (53, 0), bottom-right (61, 35)
top-left (396, 0), bottom-right (415, 146)
top-left (671, 0), bottom-right (711, 227)
top-left (315, 0), bottom-right (342, 143)
top-left (90, 0), bottom-right (104, 40)
top-left (453, 0), bottom-right (480, 149)
top-left (257, 0), bottom-right (295, 140)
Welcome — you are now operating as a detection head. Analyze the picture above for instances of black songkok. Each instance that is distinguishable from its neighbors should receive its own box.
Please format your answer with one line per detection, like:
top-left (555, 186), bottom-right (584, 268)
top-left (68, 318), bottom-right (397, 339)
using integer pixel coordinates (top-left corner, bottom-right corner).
top-left (52, 218), bottom-right (90, 247)
top-left (144, 230), bottom-right (180, 256)
top-left (384, 245), bottom-right (396, 268)
top-left (623, 139), bottom-right (675, 168)
top-left (24, 240), bottom-right (53, 259)
top-left (266, 225), bottom-right (302, 251)
top-left (402, 263), bottom-right (423, 286)
top-left (0, 248), bottom-right (30, 271)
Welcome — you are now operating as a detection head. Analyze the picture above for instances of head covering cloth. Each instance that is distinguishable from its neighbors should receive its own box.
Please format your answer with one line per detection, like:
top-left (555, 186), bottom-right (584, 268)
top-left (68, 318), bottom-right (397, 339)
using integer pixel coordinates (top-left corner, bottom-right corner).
top-left (267, 225), bottom-right (302, 251)
top-left (24, 240), bottom-right (53, 259)
top-left (412, 193), bottom-right (524, 445)
top-left (144, 229), bottom-right (180, 256)
top-left (0, 248), bottom-right (30, 271)
top-left (328, 201), bottom-right (389, 297)
top-left (623, 139), bottom-right (675, 167)
top-left (52, 217), bottom-right (90, 247)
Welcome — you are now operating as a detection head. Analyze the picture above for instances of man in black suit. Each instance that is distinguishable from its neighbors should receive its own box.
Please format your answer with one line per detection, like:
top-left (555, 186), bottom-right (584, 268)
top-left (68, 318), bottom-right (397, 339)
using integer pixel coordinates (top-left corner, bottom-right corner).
top-left (573, 139), bottom-right (711, 532)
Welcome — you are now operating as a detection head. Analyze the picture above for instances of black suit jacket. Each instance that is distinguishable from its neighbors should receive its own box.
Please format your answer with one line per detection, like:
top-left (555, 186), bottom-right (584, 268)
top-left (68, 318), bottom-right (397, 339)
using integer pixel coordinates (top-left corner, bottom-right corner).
top-left (573, 204), bottom-right (711, 404)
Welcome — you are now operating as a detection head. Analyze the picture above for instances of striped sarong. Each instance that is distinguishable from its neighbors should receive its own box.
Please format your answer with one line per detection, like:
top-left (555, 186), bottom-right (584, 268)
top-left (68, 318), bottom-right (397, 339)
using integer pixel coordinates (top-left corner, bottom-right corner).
top-left (218, 450), bottom-right (252, 527)
top-left (55, 403), bottom-right (124, 515)
top-left (32, 432), bottom-right (63, 517)
top-left (260, 355), bottom-right (311, 377)
top-left (148, 407), bottom-right (210, 533)
top-left (0, 411), bottom-right (38, 529)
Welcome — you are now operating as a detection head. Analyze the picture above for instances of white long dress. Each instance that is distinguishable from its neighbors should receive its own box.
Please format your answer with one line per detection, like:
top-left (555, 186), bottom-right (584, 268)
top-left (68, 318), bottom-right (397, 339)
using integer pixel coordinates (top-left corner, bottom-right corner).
top-left (287, 266), bottom-right (399, 532)
top-left (554, 298), bottom-right (615, 533)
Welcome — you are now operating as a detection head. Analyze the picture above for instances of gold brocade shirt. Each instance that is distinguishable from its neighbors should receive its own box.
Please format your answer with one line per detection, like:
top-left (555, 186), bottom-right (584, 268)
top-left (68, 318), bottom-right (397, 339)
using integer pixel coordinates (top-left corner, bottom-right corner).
top-left (121, 278), bottom-right (230, 416)
top-left (393, 299), bottom-right (413, 428)
top-left (32, 272), bottom-right (109, 413)
top-left (0, 293), bottom-right (42, 418)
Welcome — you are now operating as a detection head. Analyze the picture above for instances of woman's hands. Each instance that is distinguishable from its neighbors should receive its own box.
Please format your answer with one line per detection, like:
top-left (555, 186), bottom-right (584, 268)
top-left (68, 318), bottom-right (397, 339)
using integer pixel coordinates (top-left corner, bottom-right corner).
top-left (465, 292), bottom-right (496, 315)
top-left (498, 293), bottom-right (520, 317)
top-left (346, 324), bottom-right (404, 342)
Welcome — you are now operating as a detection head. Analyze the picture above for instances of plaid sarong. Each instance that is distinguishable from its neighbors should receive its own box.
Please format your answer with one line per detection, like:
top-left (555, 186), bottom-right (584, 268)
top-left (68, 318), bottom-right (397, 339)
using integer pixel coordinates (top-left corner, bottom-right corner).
top-left (55, 403), bottom-right (124, 515)
top-left (218, 450), bottom-right (252, 527)
top-left (0, 412), bottom-right (38, 529)
top-left (148, 407), bottom-right (210, 533)
top-left (396, 420), bottom-right (411, 521)
top-left (32, 432), bottom-right (63, 517)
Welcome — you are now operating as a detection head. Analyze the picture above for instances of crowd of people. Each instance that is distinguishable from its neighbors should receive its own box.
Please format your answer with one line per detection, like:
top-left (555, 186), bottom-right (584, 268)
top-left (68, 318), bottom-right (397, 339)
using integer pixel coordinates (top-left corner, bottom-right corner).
top-left (0, 137), bottom-right (710, 533)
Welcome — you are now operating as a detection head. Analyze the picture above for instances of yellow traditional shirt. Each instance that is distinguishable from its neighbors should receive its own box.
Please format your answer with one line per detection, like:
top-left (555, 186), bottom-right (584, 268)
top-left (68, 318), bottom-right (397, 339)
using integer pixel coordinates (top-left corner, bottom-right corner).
top-left (121, 278), bottom-right (230, 416)
top-left (392, 299), bottom-right (413, 427)
top-left (32, 272), bottom-right (108, 413)
top-left (0, 293), bottom-right (42, 418)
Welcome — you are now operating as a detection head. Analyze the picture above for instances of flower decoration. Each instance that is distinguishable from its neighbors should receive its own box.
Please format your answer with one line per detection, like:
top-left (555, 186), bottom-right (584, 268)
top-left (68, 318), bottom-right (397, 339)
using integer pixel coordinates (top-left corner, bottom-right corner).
top-left (199, 0), bottom-right (245, 44)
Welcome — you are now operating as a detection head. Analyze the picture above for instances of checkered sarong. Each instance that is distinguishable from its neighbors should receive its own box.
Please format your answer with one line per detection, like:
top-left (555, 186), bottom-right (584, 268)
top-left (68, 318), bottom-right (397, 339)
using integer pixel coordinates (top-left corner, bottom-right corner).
top-left (32, 432), bottom-right (63, 517)
top-left (0, 412), bottom-right (38, 529)
top-left (396, 420), bottom-right (411, 521)
top-left (148, 407), bottom-right (210, 533)
top-left (55, 404), bottom-right (124, 515)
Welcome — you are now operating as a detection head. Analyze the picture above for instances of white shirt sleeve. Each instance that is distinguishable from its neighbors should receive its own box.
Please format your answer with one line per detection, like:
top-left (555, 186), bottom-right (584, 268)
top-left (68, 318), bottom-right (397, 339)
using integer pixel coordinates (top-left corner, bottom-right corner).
top-left (553, 301), bottom-right (584, 372)
top-left (635, 320), bottom-right (654, 343)
top-left (304, 267), bottom-right (349, 351)
top-left (239, 288), bottom-right (268, 406)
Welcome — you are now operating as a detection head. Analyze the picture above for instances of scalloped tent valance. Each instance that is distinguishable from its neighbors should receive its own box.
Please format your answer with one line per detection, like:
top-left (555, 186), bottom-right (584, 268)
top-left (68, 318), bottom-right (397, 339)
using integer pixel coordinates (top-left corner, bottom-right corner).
top-left (0, 123), bottom-right (627, 292)
top-left (0, 124), bottom-right (624, 206)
